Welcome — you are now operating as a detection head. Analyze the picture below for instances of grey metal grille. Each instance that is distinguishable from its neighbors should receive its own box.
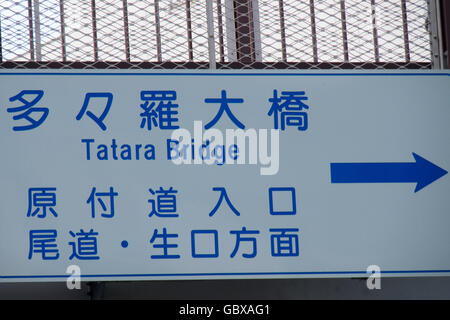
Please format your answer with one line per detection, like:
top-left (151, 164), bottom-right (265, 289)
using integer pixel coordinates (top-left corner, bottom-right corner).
top-left (0, 0), bottom-right (437, 69)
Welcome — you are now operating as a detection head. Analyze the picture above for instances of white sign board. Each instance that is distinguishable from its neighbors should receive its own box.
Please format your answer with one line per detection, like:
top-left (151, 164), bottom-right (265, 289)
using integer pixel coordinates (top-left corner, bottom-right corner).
top-left (0, 70), bottom-right (449, 282)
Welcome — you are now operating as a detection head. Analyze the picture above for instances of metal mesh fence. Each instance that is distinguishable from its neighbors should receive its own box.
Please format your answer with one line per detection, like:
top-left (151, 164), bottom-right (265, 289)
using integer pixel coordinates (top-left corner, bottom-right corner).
top-left (0, 0), bottom-right (437, 69)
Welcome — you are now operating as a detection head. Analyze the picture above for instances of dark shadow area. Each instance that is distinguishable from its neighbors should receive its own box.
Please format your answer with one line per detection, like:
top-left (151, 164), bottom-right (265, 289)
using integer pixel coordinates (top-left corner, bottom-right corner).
top-left (1, 277), bottom-right (450, 300)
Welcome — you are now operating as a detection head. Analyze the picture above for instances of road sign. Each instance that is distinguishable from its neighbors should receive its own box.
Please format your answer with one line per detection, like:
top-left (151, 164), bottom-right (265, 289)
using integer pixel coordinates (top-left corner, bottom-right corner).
top-left (0, 70), bottom-right (449, 282)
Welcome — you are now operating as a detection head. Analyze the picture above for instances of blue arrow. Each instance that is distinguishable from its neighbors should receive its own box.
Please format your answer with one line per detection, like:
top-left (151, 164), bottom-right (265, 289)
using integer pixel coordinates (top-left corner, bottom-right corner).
top-left (330, 153), bottom-right (448, 192)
